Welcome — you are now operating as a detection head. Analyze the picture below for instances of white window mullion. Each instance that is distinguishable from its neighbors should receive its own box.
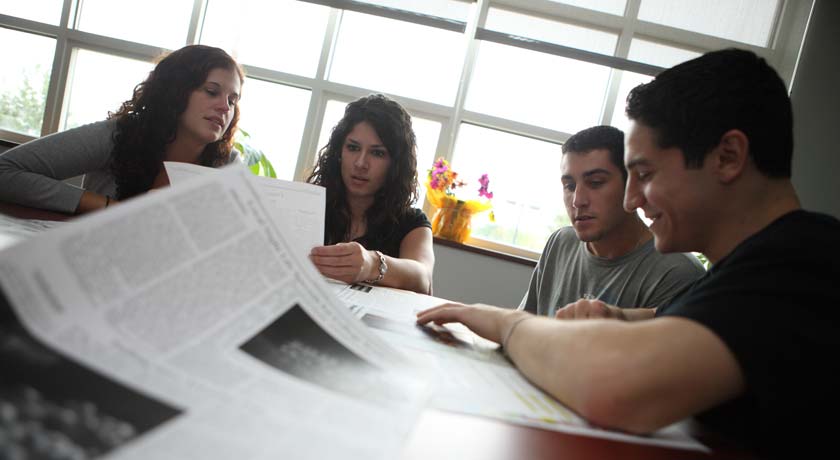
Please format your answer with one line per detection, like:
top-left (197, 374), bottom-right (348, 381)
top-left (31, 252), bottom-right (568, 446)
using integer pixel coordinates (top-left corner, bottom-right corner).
top-left (184, 0), bottom-right (208, 45)
top-left (294, 7), bottom-right (342, 181)
top-left (599, 0), bottom-right (640, 126)
top-left (439, 0), bottom-right (489, 165)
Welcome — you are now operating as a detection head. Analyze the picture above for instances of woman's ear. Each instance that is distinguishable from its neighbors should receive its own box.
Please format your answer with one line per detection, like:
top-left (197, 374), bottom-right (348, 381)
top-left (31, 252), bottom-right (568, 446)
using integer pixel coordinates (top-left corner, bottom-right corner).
top-left (712, 129), bottom-right (750, 184)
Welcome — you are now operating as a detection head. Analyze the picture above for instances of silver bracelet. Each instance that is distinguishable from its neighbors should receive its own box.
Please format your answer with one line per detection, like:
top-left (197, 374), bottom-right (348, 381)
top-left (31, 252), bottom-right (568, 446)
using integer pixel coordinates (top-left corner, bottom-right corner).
top-left (365, 250), bottom-right (387, 284)
top-left (502, 316), bottom-right (534, 352)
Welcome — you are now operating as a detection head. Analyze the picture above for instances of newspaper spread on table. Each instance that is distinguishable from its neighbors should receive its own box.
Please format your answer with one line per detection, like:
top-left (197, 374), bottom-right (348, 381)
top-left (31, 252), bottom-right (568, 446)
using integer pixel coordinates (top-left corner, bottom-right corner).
top-left (0, 165), bottom-right (429, 460)
top-left (331, 282), bottom-right (709, 452)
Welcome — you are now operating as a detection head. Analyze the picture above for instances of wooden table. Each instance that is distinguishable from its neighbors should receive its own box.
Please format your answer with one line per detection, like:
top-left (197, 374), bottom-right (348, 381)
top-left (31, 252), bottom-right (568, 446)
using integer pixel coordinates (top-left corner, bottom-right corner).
top-left (401, 409), bottom-right (755, 460)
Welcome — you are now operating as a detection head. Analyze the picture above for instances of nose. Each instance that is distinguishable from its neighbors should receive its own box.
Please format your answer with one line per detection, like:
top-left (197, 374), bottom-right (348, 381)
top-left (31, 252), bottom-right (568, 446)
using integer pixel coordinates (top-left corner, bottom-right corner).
top-left (354, 150), bottom-right (369, 169)
top-left (623, 176), bottom-right (644, 212)
top-left (215, 97), bottom-right (231, 114)
top-left (572, 187), bottom-right (588, 209)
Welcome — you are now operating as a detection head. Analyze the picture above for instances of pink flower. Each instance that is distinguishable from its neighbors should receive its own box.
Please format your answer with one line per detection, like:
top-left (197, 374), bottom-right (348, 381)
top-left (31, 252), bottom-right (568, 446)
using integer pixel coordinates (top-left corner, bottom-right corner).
top-left (478, 173), bottom-right (493, 199)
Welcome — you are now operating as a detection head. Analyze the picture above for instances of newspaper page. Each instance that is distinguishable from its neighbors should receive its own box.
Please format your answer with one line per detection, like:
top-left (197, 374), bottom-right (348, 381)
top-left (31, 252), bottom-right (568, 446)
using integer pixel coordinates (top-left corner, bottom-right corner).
top-left (333, 283), bottom-right (709, 452)
top-left (0, 213), bottom-right (66, 250)
top-left (164, 161), bottom-right (325, 260)
top-left (0, 166), bottom-right (428, 460)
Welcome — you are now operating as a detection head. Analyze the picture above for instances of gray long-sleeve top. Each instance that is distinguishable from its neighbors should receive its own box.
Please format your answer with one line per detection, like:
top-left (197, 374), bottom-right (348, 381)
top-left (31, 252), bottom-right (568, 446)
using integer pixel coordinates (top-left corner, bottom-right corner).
top-left (0, 121), bottom-right (118, 214)
top-left (0, 120), bottom-right (239, 214)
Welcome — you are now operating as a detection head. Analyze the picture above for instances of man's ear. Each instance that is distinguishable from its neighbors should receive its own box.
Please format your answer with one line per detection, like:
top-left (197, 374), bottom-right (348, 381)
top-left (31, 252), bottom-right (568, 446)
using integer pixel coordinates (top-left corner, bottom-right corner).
top-left (711, 129), bottom-right (749, 184)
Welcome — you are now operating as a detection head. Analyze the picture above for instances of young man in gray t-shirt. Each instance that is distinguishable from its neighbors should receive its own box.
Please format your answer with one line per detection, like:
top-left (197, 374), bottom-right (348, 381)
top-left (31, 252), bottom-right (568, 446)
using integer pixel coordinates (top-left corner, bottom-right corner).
top-left (520, 126), bottom-right (704, 317)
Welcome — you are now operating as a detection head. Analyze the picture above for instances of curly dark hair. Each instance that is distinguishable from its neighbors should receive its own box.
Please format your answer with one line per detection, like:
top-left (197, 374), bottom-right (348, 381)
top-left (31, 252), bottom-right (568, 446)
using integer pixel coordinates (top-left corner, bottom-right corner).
top-left (108, 45), bottom-right (244, 199)
top-left (626, 48), bottom-right (792, 178)
top-left (307, 94), bottom-right (418, 245)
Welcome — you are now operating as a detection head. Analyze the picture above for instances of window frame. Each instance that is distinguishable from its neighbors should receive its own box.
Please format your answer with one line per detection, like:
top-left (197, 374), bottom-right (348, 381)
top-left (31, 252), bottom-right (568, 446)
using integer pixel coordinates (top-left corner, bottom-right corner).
top-left (0, 0), bottom-right (815, 260)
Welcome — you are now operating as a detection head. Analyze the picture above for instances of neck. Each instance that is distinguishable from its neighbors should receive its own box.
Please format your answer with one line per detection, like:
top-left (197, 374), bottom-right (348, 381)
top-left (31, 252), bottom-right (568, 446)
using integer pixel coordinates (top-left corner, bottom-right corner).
top-left (587, 215), bottom-right (652, 259)
top-left (164, 134), bottom-right (206, 164)
top-left (346, 195), bottom-right (374, 240)
top-left (703, 179), bottom-right (800, 264)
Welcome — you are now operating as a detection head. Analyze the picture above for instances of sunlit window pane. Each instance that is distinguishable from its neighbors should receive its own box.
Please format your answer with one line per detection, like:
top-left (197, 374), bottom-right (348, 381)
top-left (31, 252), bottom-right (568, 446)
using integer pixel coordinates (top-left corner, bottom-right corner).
top-left (75, 0), bottom-right (193, 49)
top-left (608, 71), bottom-right (651, 134)
top-left (452, 124), bottom-right (568, 252)
top-left (237, 79), bottom-right (311, 181)
top-left (466, 42), bottom-right (610, 134)
top-left (201, 0), bottom-right (330, 78)
top-left (329, 12), bottom-right (465, 105)
top-left (0, 0), bottom-right (63, 25)
top-left (353, 0), bottom-right (472, 22)
top-left (610, 41), bottom-right (701, 131)
top-left (408, 116), bottom-right (441, 207)
top-left (638, 0), bottom-right (780, 46)
top-left (485, 8), bottom-right (618, 55)
top-left (628, 38), bottom-right (700, 68)
top-left (547, 0), bottom-right (627, 15)
top-left (317, 99), bottom-right (442, 206)
top-left (0, 29), bottom-right (55, 136)
top-left (63, 50), bottom-right (153, 130)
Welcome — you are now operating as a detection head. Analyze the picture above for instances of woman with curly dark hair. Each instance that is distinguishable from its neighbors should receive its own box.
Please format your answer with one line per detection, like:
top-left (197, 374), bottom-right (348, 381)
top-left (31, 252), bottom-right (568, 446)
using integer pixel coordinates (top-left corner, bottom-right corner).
top-left (0, 44), bottom-right (243, 215)
top-left (307, 94), bottom-right (434, 294)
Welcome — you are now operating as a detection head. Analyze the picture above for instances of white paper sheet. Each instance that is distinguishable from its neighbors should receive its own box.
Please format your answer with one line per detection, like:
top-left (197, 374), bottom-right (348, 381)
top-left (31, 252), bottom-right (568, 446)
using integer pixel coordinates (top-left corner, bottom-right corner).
top-left (333, 283), bottom-right (709, 452)
top-left (164, 161), bottom-right (325, 261)
top-left (0, 166), bottom-right (427, 460)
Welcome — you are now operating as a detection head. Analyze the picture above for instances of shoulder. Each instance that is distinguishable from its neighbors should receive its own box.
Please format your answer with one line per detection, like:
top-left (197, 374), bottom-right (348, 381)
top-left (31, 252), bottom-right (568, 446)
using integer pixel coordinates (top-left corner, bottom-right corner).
top-left (543, 227), bottom-right (580, 252)
top-left (641, 245), bottom-right (706, 276)
top-left (400, 208), bottom-right (431, 229)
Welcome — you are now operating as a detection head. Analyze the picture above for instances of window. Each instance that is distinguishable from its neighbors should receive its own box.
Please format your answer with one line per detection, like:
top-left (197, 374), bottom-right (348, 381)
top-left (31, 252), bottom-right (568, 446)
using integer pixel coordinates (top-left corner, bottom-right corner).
top-left (0, 0), bottom-right (814, 259)
top-left (75, 0), bottom-right (194, 49)
top-left (467, 42), bottom-right (612, 134)
top-left (63, 50), bottom-right (153, 130)
top-left (202, 0), bottom-right (331, 78)
top-left (0, 0), bottom-right (63, 25)
top-left (638, 0), bottom-right (780, 47)
top-left (329, 11), bottom-right (466, 105)
top-left (0, 28), bottom-right (54, 136)
top-left (453, 124), bottom-right (568, 252)
top-left (237, 79), bottom-right (312, 181)
top-left (547, 0), bottom-right (627, 16)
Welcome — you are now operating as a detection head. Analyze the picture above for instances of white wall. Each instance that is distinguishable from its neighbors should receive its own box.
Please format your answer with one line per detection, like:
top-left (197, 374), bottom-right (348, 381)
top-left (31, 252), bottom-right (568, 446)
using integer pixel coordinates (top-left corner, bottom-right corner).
top-left (791, 0), bottom-right (840, 219)
top-left (432, 243), bottom-right (533, 307)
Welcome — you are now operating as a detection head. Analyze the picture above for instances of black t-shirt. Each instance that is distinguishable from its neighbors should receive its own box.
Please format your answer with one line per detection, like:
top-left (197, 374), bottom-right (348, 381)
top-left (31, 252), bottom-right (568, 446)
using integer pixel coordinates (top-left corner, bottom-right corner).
top-left (657, 210), bottom-right (840, 457)
top-left (354, 208), bottom-right (431, 257)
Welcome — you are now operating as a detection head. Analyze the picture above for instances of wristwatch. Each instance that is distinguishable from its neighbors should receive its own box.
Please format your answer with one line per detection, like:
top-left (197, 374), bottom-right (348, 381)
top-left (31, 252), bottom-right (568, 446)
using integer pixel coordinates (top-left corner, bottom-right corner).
top-left (366, 250), bottom-right (388, 284)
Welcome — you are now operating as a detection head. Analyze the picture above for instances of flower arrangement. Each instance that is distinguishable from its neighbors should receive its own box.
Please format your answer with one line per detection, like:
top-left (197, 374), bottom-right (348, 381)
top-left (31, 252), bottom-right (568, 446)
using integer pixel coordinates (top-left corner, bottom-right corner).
top-left (425, 158), bottom-right (494, 243)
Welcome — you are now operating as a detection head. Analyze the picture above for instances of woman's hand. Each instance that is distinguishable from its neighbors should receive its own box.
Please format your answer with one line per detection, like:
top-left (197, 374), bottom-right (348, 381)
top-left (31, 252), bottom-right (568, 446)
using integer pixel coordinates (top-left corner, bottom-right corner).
top-left (309, 242), bottom-right (377, 284)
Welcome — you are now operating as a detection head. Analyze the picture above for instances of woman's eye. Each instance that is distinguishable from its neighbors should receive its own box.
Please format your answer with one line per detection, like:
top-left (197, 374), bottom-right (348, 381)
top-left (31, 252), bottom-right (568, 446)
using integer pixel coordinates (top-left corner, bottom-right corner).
top-left (372, 149), bottom-right (387, 157)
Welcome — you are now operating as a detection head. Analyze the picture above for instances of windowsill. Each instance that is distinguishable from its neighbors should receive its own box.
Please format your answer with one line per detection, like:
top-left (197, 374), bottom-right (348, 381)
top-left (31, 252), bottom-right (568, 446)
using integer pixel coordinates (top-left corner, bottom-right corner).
top-left (433, 237), bottom-right (537, 267)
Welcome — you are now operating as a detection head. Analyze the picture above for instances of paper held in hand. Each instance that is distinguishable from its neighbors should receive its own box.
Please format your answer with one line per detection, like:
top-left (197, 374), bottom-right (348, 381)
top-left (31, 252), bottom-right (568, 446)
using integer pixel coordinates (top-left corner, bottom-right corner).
top-left (0, 165), bottom-right (429, 460)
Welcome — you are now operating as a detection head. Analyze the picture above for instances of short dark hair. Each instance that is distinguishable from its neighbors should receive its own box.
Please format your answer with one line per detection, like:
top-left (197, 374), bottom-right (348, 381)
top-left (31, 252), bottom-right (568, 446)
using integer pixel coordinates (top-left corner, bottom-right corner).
top-left (625, 48), bottom-right (792, 178)
top-left (562, 125), bottom-right (626, 181)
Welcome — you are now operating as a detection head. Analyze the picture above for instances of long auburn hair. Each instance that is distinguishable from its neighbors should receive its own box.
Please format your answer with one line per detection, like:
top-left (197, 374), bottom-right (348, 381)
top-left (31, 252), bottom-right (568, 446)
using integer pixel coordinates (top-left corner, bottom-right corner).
top-left (108, 45), bottom-right (244, 199)
top-left (307, 94), bottom-right (419, 245)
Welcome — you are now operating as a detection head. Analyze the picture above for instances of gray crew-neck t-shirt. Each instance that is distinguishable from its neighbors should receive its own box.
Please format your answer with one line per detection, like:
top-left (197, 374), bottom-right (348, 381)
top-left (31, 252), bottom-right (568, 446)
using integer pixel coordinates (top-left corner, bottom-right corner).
top-left (520, 227), bottom-right (705, 317)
